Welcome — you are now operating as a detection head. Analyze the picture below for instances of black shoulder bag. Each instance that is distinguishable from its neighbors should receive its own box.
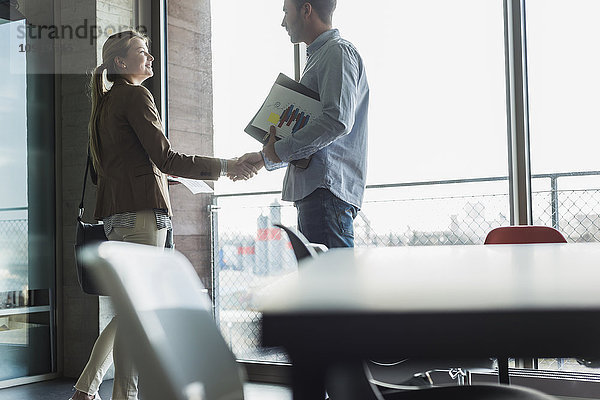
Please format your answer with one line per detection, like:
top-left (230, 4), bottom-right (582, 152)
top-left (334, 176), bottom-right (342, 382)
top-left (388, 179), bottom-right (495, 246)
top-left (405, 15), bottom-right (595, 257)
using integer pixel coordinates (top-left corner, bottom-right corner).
top-left (74, 150), bottom-right (108, 295)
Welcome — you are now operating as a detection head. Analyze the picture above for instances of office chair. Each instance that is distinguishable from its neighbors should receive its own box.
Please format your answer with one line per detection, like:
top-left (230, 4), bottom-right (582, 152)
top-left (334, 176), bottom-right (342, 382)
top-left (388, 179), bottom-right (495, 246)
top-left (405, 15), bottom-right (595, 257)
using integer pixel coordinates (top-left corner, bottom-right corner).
top-left (335, 360), bottom-right (557, 399)
top-left (80, 242), bottom-right (247, 400)
top-left (274, 224), bottom-right (494, 392)
top-left (484, 225), bottom-right (567, 383)
top-left (324, 362), bottom-right (557, 400)
top-left (274, 223), bottom-right (327, 260)
top-left (484, 225), bottom-right (567, 245)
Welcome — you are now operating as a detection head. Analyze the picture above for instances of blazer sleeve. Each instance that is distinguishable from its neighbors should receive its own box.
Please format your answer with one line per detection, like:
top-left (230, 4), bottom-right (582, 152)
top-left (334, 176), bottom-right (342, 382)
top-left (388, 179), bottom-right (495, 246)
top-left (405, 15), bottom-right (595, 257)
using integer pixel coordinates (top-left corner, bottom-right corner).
top-left (125, 86), bottom-right (221, 180)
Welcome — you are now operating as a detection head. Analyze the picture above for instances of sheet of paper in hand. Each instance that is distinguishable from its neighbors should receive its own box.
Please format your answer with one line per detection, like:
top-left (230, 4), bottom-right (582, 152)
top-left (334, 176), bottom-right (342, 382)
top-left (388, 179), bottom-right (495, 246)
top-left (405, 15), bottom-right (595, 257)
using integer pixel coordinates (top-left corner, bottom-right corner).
top-left (167, 176), bottom-right (213, 194)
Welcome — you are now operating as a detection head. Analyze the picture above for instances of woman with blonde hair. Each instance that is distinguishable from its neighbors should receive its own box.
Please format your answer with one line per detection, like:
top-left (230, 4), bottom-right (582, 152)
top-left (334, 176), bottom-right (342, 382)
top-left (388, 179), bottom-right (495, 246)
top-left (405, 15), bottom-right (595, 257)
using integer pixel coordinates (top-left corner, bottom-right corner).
top-left (70, 30), bottom-right (257, 400)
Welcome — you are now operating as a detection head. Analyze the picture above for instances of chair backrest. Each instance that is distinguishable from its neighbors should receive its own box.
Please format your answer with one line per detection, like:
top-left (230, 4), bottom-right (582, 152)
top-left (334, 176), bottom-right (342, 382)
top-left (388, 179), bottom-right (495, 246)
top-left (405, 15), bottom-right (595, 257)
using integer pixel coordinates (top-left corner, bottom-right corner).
top-left (484, 225), bottom-right (567, 245)
top-left (81, 242), bottom-right (245, 400)
top-left (273, 223), bottom-right (320, 261)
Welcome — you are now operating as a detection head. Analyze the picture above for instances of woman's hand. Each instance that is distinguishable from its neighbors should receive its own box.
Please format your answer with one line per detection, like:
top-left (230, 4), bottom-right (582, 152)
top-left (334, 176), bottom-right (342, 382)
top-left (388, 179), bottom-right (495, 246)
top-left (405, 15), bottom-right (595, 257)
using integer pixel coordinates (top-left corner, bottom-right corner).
top-left (226, 158), bottom-right (259, 181)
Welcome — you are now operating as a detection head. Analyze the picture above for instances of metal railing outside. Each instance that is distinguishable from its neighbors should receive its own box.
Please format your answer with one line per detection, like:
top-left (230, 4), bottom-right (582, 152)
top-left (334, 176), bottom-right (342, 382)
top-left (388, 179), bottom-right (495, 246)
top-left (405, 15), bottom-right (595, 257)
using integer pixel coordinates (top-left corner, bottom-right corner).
top-left (210, 171), bottom-right (600, 368)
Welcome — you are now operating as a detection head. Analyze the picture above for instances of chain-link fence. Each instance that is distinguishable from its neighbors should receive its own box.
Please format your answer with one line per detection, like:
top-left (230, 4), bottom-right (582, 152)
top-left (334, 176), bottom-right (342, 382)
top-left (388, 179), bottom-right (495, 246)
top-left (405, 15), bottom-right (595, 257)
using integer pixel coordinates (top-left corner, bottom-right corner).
top-left (0, 219), bottom-right (28, 305)
top-left (211, 197), bottom-right (297, 363)
top-left (212, 173), bottom-right (600, 367)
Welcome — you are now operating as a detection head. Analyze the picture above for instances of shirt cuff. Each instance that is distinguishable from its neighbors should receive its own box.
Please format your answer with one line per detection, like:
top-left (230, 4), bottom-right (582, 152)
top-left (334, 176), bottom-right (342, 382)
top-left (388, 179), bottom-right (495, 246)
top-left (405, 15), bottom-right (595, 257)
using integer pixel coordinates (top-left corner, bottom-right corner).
top-left (274, 139), bottom-right (294, 162)
top-left (219, 158), bottom-right (228, 176)
top-left (260, 150), bottom-right (287, 171)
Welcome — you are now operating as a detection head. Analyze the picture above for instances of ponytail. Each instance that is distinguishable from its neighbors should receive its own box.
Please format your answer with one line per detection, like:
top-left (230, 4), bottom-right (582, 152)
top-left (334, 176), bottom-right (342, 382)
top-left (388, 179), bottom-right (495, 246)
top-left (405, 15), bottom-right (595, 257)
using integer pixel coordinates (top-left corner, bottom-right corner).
top-left (88, 64), bottom-right (106, 175)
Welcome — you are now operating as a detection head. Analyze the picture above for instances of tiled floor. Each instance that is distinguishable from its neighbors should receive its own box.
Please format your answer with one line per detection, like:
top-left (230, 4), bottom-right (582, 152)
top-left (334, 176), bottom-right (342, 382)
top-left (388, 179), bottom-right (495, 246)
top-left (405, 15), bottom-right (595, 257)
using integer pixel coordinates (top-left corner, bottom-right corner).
top-left (0, 378), bottom-right (292, 400)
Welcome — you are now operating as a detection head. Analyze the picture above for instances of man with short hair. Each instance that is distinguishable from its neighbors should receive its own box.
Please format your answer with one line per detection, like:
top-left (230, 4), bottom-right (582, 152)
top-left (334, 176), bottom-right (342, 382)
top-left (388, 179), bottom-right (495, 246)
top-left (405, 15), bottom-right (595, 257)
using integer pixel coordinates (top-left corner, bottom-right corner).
top-left (243, 0), bottom-right (369, 249)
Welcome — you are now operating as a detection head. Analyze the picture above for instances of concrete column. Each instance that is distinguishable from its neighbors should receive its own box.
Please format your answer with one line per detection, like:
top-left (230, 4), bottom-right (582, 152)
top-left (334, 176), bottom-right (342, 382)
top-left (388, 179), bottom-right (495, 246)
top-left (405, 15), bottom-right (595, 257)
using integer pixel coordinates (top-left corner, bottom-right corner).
top-left (167, 0), bottom-right (215, 291)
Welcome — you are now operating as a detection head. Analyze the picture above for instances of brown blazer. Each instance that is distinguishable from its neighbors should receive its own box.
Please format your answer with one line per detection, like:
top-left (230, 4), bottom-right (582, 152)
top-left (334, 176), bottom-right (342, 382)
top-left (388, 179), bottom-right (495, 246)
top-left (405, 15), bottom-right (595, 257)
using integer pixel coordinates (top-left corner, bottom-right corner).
top-left (93, 79), bottom-right (220, 220)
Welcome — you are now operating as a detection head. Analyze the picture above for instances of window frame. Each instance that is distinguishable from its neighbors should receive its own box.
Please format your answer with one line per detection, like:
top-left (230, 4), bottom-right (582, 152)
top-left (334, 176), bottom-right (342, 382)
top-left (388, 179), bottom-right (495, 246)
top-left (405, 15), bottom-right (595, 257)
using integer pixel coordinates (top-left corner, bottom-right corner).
top-left (0, 9), bottom-right (58, 389)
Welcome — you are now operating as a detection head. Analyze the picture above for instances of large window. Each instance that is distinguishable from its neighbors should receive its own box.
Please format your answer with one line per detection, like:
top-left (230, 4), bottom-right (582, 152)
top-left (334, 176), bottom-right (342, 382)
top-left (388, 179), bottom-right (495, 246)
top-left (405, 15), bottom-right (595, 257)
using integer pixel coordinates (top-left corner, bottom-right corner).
top-left (336, 0), bottom-right (508, 184)
top-left (0, 3), bottom-right (56, 383)
top-left (209, 0), bottom-right (600, 388)
top-left (212, 0), bottom-right (294, 195)
top-left (336, 0), bottom-right (510, 245)
top-left (527, 0), bottom-right (600, 244)
top-left (526, 0), bottom-right (600, 372)
top-left (211, 0), bottom-right (509, 362)
top-left (210, 0), bottom-right (298, 362)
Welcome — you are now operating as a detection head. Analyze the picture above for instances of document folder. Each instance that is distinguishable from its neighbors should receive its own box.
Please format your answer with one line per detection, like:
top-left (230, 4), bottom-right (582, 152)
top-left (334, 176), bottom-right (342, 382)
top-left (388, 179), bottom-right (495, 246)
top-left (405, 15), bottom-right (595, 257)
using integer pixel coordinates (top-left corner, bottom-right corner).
top-left (245, 74), bottom-right (321, 169)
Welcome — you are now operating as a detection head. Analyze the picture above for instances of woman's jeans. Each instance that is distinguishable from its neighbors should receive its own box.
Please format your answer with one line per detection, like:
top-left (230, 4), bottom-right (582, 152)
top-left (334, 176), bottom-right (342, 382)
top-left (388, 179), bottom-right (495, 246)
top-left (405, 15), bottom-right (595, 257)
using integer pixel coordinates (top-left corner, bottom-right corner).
top-left (295, 188), bottom-right (359, 249)
top-left (74, 210), bottom-right (167, 400)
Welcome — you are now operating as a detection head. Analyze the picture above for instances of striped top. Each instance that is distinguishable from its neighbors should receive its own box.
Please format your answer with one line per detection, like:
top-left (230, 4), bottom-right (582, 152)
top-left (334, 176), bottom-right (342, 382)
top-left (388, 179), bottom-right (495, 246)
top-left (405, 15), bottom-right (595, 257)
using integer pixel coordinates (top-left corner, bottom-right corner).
top-left (103, 209), bottom-right (172, 237)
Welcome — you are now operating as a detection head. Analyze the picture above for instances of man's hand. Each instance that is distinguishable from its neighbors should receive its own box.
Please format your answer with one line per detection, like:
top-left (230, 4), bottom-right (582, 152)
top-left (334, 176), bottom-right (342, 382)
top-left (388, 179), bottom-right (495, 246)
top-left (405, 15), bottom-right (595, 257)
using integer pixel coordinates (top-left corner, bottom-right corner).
top-left (226, 158), bottom-right (258, 181)
top-left (238, 152), bottom-right (265, 171)
top-left (262, 126), bottom-right (282, 163)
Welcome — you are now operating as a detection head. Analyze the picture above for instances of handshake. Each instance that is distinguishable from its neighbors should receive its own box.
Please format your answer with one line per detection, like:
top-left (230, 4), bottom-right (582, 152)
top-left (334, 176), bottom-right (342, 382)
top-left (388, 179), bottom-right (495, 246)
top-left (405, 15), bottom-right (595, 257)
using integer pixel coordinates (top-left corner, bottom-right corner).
top-left (225, 126), bottom-right (281, 182)
top-left (225, 152), bottom-right (265, 181)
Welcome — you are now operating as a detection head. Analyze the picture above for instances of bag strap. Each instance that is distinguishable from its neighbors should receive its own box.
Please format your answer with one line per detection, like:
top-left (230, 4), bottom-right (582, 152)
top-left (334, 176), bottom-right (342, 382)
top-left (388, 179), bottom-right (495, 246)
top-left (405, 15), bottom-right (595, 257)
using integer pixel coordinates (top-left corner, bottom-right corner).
top-left (78, 148), bottom-right (92, 222)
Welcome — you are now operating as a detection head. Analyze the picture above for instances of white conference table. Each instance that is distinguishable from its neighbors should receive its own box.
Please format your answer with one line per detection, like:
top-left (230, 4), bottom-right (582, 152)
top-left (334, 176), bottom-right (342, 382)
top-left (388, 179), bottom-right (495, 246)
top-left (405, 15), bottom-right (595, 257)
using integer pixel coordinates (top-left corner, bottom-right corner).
top-left (259, 243), bottom-right (600, 399)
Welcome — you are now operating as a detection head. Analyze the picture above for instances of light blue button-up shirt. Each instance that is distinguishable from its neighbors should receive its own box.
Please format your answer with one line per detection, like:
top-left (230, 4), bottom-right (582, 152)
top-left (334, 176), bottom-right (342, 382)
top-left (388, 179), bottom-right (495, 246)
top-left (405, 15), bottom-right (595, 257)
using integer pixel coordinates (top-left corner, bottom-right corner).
top-left (271, 29), bottom-right (369, 209)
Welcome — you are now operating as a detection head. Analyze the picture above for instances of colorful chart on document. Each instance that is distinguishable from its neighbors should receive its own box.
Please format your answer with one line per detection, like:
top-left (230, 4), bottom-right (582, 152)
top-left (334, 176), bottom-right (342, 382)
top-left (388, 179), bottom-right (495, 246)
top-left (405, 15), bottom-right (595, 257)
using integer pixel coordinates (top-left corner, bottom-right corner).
top-left (251, 83), bottom-right (323, 140)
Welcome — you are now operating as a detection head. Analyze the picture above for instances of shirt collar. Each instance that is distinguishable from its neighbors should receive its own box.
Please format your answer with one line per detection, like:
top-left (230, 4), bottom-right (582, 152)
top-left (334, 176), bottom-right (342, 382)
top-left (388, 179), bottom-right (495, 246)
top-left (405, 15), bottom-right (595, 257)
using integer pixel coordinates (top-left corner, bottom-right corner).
top-left (307, 29), bottom-right (339, 57)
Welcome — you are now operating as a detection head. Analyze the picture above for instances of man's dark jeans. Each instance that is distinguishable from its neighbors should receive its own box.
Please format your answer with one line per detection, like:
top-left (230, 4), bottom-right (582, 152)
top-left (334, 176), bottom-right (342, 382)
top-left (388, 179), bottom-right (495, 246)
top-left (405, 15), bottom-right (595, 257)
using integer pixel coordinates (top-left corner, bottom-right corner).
top-left (295, 188), bottom-right (359, 249)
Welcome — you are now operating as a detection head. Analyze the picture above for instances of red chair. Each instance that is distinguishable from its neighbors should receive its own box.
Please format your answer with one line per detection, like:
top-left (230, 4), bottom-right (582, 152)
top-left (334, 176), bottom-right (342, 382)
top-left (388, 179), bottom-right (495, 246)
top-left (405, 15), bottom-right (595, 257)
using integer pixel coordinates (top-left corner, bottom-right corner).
top-left (484, 226), bottom-right (567, 245)
top-left (484, 225), bottom-right (567, 383)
